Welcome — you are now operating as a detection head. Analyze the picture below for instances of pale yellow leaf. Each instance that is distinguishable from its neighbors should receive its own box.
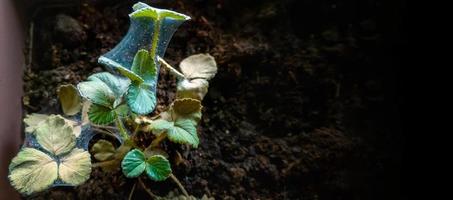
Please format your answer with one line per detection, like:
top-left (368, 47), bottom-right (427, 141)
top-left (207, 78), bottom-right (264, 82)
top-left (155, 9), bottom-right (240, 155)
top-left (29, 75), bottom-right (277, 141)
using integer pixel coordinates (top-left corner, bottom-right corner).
top-left (8, 148), bottom-right (58, 195)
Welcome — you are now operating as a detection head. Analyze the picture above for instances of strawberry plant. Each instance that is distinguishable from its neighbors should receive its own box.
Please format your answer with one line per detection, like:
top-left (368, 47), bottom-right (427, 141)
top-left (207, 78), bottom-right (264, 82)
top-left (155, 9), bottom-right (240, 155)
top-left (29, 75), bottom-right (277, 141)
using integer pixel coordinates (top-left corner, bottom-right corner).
top-left (8, 2), bottom-right (217, 198)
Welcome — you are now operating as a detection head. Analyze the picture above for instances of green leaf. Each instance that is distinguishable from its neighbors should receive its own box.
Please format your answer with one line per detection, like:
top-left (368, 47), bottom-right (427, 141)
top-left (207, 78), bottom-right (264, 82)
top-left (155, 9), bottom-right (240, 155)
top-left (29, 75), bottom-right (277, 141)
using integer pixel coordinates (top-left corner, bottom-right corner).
top-left (127, 83), bottom-right (156, 115)
top-left (131, 49), bottom-right (157, 84)
top-left (129, 7), bottom-right (158, 19)
top-left (77, 78), bottom-right (115, 108)
top-left (150, 119), bottom-right (174, 135)
top-left (35, 115), bottom-right (76, 156)
top-left (88, 104), bottom-right (116, 125)
top-left (114, 65), bottom-right (144, 84)
top-left (169, 119), bottom-right (199, 148)
top-left (121, 149), bottom-right (147, 178)
top-left (78, 72), bottom-right (130, 108)
top-left (145, 155), bottom-right (172, 181)
top-left (8, 148), bottom-right (58, 195)
top-left (57, 84), bottom-right (82, 116)
top-left (173, 98), bottom-right (202, 115)
top-left (88, 103), bottom-right (129, 125)
top-left (88, 72), bottom-right (130, 98)
top-left (58, 148), bottom-right (92, 186)
top-left (121, 149), bottom-right (171, 181)
top-left (91, 139), bottom-right (116, 161)
top-left (179, 54), bottom-right (217, 80)
top-left (150, 118), bottom-right (199, 148)
top-left (129, 4), bottom-right (190, 21)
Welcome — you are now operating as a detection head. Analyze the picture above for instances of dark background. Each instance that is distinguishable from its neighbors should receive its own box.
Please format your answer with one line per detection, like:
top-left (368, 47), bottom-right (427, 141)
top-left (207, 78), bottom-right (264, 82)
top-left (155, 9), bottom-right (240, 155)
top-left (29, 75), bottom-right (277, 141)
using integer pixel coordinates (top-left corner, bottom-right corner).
top-left (20, 0), bottom-right (406, 199)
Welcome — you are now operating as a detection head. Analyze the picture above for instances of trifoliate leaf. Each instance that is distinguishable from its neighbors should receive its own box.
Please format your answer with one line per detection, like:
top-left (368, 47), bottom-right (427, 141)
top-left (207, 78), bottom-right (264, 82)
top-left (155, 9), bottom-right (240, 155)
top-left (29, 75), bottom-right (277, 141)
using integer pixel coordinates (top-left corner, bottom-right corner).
top-left (57, 84), bottom-right (82, 116)
top-left (121, 149), bottom-right (172, 181)
top-left (88, 72), bottom-right (130, 98)
top-left (8, 148), bottom-right (58, 195)
top-left (180, 54), bottom-right (217, 80)
top-left (121, 149), bottom-right (147, 178)
top-left (131, 49), bottom-right (157, 84)
top-left (145, 155), bottom-right (172, 181)
top-left (91, 139), bottom-right (116, 161)
top-left (35, 115), bottom-right (76, 156)
top-left (173, 98), bottom-right (202, 115)
top-left (176, 79), bottom-right (209, 100)
top-left (58, 148), bottom-right (92, 185)
top-left (127, 83), bottom-right (156, 115)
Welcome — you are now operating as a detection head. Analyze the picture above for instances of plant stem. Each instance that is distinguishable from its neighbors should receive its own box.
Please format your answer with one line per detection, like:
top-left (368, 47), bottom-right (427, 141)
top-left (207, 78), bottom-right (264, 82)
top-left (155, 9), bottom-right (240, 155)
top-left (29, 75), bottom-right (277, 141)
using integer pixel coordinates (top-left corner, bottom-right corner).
top-left (150, 18), bottom-right (161, 60)
top-left (138, 177), bottom-right (160, 199)
top-left (128, 182), bottom-right (136, 200)
top-left (116, 115), bottom-right (129, 140)
top-left (157, 56), bottom-right (185, 80)
top-left (170, 174), bottom-right (189, 197)
top-left (150, 132), bottom-right (167, 148)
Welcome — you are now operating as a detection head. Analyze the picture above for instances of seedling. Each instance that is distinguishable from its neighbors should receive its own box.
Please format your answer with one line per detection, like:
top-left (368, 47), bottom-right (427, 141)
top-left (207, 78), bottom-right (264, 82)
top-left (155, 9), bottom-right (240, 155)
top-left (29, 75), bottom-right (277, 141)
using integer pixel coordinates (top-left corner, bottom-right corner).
top-left (8, 2), bottom-right (217, 198)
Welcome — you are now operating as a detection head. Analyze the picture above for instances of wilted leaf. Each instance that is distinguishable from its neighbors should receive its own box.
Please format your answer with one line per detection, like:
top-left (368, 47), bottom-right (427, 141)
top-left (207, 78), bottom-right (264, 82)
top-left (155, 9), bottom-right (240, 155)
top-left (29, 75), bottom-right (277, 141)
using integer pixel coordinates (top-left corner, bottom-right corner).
top-left (145, 155), bottom-right (172, 181)
top-left (57, 84), bottom-right (82, 116)
top-left (177, 79), bottom-right (209, 100)
top-left (173, 98), bottom-right (202, 115)
top-left (91, 139), bottom-right (116, 161)
top-left (58, 148), bottom-right (91, 185)
top-left (122, 149), bottom-right (147, 178)
top-left (127, 83), bottom-right (156, 115)
top-left (23, 113), bottom-right (49, 133)
top-left (180, 54), bottom-right (217, 80)
top-left (24, 114), bottom-right (81, 137)
top-left (8, 148), bottom-right (58, 195)
top-left (35, 115), bottom-right (76, 156)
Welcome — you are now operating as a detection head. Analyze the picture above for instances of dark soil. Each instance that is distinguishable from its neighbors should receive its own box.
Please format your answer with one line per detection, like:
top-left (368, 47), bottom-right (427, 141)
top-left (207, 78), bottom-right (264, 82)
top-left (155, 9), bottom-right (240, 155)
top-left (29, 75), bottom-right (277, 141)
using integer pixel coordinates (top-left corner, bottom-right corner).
top-left (23, 0), bottom-right (405, 199)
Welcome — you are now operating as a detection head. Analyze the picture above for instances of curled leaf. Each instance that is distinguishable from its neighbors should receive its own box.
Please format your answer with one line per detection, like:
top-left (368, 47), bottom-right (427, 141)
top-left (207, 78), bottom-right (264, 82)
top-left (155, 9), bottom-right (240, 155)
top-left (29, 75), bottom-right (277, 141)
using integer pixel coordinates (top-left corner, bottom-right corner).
top-left (35, 115), bottom-right (76, 156)
top-left (57, 84), bottom-right (82, 116)
top-left (177, 79), bottom-right (209, 100)
top-left (8, 148), bottom-right (58, 195)
top-left (173, 98), bottom-right (202, 115)
top-left (180, 54), bottom-right (217, 80)
top-left (91, 139), bottom-right (116, 161)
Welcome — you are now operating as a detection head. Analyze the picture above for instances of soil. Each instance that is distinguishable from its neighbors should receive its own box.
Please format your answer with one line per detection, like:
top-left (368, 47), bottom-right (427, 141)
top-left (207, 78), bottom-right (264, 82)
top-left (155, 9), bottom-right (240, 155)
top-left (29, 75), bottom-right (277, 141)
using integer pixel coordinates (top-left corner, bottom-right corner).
top-left (22, 0), bottom-right (405, 199)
